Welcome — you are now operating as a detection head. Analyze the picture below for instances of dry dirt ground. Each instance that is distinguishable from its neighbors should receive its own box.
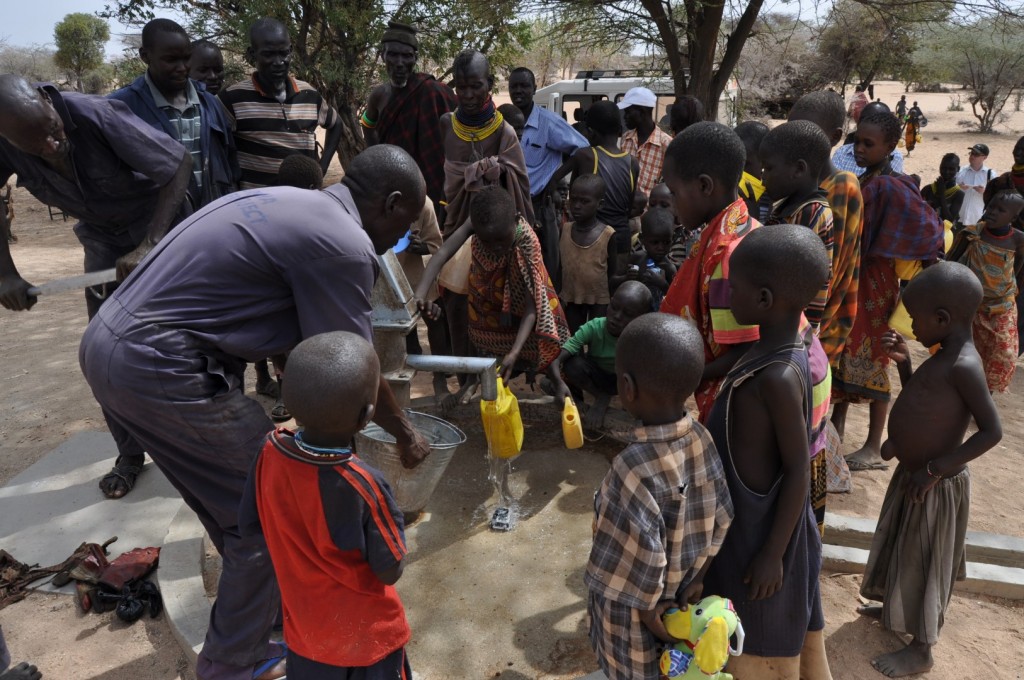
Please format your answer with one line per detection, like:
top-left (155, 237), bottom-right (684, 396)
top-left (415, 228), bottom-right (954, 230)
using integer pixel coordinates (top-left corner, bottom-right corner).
top-left (2, 81), bottom-right (1024, 679)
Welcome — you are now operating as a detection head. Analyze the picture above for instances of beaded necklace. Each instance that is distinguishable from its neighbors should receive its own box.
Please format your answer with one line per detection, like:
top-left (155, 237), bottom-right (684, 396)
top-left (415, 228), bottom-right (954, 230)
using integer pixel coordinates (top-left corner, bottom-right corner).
top-left (293, 430), bottom-right (353, 460)
top-left (452, 98), bottom-right (504, 143)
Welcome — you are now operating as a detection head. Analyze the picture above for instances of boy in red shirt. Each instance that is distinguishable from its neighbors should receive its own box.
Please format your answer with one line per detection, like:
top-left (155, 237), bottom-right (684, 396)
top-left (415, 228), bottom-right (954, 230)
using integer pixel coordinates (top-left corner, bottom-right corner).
top-left (240, 331), bottom-right (411, 679)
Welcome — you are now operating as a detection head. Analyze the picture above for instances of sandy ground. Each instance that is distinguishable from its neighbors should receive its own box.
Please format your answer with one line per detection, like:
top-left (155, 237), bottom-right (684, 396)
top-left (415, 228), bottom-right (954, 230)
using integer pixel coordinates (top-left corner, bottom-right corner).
top-left (1, 81), bottom-right (1023, 678)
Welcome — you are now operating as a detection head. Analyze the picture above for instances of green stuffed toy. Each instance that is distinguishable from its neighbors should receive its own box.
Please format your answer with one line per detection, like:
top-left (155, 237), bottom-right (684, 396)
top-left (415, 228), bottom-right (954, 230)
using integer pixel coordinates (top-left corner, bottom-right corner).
top-left (659, 595), bottom-right (745, 679)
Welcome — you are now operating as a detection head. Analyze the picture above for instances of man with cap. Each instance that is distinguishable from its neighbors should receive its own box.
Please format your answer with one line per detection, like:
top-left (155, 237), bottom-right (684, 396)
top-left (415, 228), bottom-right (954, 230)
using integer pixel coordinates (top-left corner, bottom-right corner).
top-left (362, 21), bottom-right (457, 218)
top-left (957, 142), bottom-right (996, 226)
top-left (508, 66), bottom-right (588, 288)
top-left (619, 87), bottom-right (673, 196)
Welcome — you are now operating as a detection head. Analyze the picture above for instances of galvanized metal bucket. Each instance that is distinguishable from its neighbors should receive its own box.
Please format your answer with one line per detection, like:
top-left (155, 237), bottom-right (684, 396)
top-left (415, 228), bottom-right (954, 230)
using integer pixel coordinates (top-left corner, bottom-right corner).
top-left (355, 411), bottom-right (467, 515)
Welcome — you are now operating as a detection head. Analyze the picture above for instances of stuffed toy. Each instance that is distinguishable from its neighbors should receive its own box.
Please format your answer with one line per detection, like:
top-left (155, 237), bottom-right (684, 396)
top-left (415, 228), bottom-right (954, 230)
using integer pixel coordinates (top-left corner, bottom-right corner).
top-left (659, 595), bottom-right (744, 679)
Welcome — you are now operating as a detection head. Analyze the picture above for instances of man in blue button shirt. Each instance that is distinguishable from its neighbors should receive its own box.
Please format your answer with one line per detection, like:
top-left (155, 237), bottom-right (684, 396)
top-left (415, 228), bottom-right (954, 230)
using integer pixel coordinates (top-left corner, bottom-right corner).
top-left (509, 67), bottom-right (588, 289)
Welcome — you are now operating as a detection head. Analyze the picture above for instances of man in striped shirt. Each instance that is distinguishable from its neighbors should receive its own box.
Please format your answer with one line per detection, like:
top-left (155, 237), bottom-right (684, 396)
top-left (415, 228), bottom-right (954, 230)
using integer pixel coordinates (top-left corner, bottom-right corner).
top-left (220, 18), bottom-right (342, 189)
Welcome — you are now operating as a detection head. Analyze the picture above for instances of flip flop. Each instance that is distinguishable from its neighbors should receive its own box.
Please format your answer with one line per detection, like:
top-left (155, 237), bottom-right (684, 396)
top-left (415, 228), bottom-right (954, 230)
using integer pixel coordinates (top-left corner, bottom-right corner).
top-left (845, 457), bottom-right (888, 471)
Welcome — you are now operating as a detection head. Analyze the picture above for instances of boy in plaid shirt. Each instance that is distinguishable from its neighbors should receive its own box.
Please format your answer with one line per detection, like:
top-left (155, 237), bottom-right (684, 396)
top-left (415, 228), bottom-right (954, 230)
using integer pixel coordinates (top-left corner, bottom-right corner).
top-left (585, 313), bottom-right (734, 680)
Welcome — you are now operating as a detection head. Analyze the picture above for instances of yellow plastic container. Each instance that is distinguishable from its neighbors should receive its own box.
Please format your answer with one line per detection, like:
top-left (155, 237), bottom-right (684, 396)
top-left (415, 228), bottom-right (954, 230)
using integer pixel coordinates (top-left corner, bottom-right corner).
top-left (480, 377), bottom-right (524, 459)
top-left (888, 298), bottom-right (916, 341)
top-left (562, 397), bottom-right (584, 449)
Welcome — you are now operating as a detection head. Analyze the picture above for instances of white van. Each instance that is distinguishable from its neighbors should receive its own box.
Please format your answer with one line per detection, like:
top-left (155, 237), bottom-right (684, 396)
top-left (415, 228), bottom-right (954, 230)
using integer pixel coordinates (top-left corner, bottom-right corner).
top-left (534, 69), bottom-right (738, 129)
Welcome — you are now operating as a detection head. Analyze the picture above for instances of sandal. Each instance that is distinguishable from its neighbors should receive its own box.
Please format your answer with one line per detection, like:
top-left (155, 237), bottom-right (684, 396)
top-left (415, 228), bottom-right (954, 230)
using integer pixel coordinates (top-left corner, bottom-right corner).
top-left (271, 399), bottom-right (291, 423)
top-left (99, 458), bottom-right (144, 499)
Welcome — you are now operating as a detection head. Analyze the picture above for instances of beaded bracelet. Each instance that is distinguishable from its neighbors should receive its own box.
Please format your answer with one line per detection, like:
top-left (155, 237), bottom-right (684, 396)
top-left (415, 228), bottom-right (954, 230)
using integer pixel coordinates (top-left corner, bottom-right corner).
top-left (360, 111), bottom-right (377, 129)
top-left (926, 460), bottom-right (943, 480)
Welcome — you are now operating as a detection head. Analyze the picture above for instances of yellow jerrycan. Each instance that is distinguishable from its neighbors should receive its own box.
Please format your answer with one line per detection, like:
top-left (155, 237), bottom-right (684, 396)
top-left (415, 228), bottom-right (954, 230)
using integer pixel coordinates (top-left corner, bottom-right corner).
top-left (562, 397), bottom-right (584, 449)
top-left (480, 376), bottom-right (524, 459)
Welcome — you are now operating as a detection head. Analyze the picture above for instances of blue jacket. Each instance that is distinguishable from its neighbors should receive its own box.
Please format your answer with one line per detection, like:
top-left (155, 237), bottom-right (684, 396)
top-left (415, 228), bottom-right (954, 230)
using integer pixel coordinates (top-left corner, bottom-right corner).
top-left (110, 75), bottom-right (239, 208)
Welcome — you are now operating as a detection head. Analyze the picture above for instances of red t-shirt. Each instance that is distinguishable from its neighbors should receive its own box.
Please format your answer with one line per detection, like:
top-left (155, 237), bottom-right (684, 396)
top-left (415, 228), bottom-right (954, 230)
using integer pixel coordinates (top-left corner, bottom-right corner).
top-left (243, 429), bottom-right (410, 666)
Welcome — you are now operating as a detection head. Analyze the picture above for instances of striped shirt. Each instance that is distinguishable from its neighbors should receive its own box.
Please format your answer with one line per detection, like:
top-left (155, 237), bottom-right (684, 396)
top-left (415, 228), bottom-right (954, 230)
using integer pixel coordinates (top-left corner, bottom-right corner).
top-left (621, 126), bottom-right (674, 197)
top-left (220, 74), bottom-right (338, 189)
top-left (146, 74), bottom-right (203, 189)
top-left (767, 191), bottom-right (835, 333)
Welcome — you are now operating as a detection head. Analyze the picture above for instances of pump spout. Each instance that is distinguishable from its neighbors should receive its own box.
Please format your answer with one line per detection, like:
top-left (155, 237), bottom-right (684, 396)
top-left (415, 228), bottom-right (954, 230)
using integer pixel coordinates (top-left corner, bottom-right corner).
top-left (404, 355), bottom-right (498, 401)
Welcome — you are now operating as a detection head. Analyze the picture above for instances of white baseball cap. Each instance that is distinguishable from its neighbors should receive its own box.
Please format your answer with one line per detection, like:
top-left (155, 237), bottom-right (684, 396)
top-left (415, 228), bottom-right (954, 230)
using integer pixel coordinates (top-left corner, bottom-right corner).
top-left (617, 87), bottom-right (657, 109)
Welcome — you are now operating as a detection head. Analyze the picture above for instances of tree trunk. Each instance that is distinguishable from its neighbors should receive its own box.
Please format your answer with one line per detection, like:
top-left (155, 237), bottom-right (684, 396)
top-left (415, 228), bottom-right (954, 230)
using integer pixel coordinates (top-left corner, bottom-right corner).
top-left (683, 0), bottom-right (764, 121)
top-left (334, 104), bottom-right (366, 170)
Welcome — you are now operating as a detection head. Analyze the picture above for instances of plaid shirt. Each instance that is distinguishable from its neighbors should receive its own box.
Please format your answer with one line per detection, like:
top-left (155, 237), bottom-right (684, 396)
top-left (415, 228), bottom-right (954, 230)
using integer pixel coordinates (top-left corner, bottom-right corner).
top-left (586, 415), bottom-right (733, 610)
top-left (832, 143), bottom-right (904, 177)
top-left (146, 74), bottom-right (203, 190)
top-left (621, 126), bottom-right (674, 197)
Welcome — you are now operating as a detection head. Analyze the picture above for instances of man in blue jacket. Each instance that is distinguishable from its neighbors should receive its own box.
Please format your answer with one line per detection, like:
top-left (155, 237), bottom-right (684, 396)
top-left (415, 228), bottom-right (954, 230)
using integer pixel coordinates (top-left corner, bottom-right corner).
top-left (111, 18), bottom-right (238, 210)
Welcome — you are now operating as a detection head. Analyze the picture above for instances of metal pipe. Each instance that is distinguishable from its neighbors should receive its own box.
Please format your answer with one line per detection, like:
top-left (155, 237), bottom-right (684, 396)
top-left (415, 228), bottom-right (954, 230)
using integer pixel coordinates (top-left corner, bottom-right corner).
top-left (404, 355), bottom-right (498, 401)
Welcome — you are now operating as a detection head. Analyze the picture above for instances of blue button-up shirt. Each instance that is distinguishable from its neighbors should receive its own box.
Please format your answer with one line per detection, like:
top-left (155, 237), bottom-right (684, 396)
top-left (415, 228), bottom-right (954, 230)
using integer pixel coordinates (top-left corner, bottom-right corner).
top-left (521, 105), bottom-right (588, 196)
top-left (832, 143), bottom-right (904, 177)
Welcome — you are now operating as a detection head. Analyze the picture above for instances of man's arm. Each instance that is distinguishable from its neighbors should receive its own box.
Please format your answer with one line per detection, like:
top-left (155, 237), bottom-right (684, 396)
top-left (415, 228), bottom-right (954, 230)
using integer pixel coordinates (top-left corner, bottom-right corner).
top-left (115, 149), bottom-right (192, 281)
top-left (371, 375), bottom-right (431, 469)
top-left (361, 86), bottom-right (387, 147)
top-left (543, 147), bottom-right (587, 197)
top-left (0, 188), bottom-right (36, 310)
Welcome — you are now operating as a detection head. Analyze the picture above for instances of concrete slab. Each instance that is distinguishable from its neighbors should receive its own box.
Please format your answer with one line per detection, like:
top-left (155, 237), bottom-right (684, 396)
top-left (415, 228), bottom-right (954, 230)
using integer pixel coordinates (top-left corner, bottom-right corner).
top-left (824, 512), bottom-right (1024, 568)
top-left (822, 544), bottom-right (1024, 600)
top-left (0, 431), bottom-right (183, 590)
top-left (158, 504), bottom-right (208, 664)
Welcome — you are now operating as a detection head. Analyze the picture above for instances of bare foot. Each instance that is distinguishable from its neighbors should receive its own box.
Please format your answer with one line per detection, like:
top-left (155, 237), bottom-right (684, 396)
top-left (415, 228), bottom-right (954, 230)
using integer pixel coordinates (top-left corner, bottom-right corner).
top-left (871, 641), bottom-right (933, 677)
top-left (845, 443), bottom-right (887, 471)
top-left (582, 395), bottom-right (611, 432)
top-left (857, 604), bottom-right (883, 619)
top-left (0, 662), bottom-right (42, 680)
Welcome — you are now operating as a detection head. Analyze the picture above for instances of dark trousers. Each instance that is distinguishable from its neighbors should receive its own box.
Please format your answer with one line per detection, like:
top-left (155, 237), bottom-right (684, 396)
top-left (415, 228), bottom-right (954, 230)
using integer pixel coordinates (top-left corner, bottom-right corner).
top-left (532, 193), bottom-right (561, 291)
top-left (0, 626), bottom-right (9, 673)
top-left (80, 312), bottom-right (279, 680)
top-left (75, 222), bottom-right (147, 463)
top-left (564, 354), bottom-right (618, 399)
top-left (286, 647), bottom-right (411, 680)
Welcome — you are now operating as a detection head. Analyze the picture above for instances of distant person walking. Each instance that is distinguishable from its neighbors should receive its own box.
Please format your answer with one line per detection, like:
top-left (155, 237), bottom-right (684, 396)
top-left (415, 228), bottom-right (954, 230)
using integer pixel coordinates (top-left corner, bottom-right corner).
top-left (957, 143), bottom-right (996, 226)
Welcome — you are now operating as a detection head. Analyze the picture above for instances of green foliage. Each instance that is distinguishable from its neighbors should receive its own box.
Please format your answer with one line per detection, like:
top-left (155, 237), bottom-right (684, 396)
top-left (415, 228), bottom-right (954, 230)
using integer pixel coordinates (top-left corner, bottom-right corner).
top-left (110, 53), bottom-right (147, 90)
top-left (53, 13), bottom-right (111, 91)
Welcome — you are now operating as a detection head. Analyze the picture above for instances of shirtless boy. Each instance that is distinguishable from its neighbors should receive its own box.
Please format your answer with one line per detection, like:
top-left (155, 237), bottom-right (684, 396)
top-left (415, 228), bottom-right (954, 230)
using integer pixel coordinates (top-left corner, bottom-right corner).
top-left (859, 261), bottom-right (1002, 678)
